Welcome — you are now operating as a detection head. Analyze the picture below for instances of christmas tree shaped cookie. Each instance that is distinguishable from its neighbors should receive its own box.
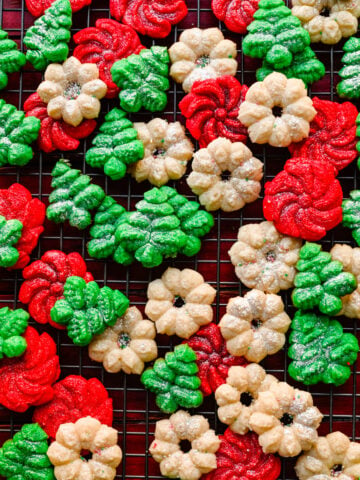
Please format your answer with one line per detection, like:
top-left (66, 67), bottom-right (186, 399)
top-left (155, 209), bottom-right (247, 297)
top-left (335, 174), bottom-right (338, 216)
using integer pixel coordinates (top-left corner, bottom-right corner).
top-left (46, 160), bottom-right (106, 230)
top-left (288, 311), bottom-right (359, 386)
top-left (111, 46), bottom-right (170, 112)
top-left (24, 0), bottom-right (72, 71)
top-left (338, 37), bottom-right (360, 99)
top-left (342, 190), bottom-right (360, 246)
top-left (141, 344), bottom-right (203, 413)
top-left (292, 242), bottom-right (357, 315)
top-left (50, 276), bottom-right (129, 346)
top-left (85, 108), bottom-right (144, 180)
top-left (0, 423), bottom-right (54, 480)
top-left (0, 29), bottom-right (26, 90)
top-left (0, 215), bottom-right (23, 268)
top-left (0, 307), bottom-right (29, 359)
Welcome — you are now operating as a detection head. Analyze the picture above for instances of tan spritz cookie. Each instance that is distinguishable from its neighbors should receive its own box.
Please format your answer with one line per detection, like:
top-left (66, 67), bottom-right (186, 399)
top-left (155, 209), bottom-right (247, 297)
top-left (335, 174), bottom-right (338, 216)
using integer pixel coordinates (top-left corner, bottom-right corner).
top-left (145, 267), bottom-right (216, 339)
top-left (169, 27), bottom-right (237, 92)
top-left (215, 363), bottom-right (278, 435)
top-left (88, 306), bottom-right (158, 375)
top-left (238, 72), bottom-right (316, 147)
top-left (47, 416), bottom-right (122, 480)
top-left (250, 382), bottom-right (323, 457)
top-left (37, 56), bottom-right (107, 127)
top-left (292, 0), bottom-right (360, 44)
top-left (228, 221), bottom-right (302, 294)
top-left (149, 410), bottom-right (220, 480)
top-left (129, 118), bottom-right (194, 187)
top-left (186, 138), bottom-right (263, 212)
top-left (295, 431), bottom-right (360, 479)
top-left (219, 289), bottom-right (291, 362)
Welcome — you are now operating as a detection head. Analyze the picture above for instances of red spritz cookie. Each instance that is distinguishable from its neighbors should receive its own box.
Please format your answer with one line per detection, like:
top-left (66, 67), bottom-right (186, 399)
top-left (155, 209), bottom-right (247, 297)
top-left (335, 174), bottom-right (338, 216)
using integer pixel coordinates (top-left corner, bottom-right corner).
top-left (73, 19), bottom-right (144, 99)
top-left (25, 0), bottom-right (91, 17)
top-left (179, 76), bottom-right (248, 148)
top-left (264, 157), bottom-right (343, 241)
top-left (33, 375), bottom-right (113, 439)
top-left (19, 251), bottom-right (94, 329)
top-left (289, 97), bottom-right (358, 173)
top-left (24, 93), bottom-right (96, 153)
top-left (184, 324), bottom-right (247, 396)
top-left (0, 184), bottom-right (45, 270)
top-left (110, 0), bottom-right (188, 38)
top-left (0, 326), bottom-right (60, 412)
top-left (203, 429), bottom-right (281, 480)
top-left (212, 0), bottom-right (260, 34)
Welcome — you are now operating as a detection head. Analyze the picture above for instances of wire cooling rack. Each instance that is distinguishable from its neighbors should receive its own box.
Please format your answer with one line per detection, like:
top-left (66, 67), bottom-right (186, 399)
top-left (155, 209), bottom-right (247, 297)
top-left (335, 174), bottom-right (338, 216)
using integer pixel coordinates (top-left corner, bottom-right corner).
top-left (0, 0), bottom-right (359, 478)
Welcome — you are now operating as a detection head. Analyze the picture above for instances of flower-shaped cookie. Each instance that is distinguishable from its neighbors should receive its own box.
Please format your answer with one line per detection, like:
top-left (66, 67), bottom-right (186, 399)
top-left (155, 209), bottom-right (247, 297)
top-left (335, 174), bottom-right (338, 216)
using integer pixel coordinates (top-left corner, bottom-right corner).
top-left (292, 0), bottom-right (360, 44)
top-left (211, 0), bottom-right (260, 33)
top-left (129, 118), bottom-right (194, 187)
top-left (228, 221), bottom-right (302, 293)
top-left (220, 289), bottom-right (291, 362)
top-left (238, 72), bottom-right (316, 147)
top-left (187, 138), bottom-right (263, 212)
top-left (250, 381), bottom-right (323, 457)
top-left (25, 0), bottom-right (90, 16)
top-left (295, 431), bottom-right (360, 479)
top-left (184, 324), bottom-right (247, 396)
top-left (179, 75), bottom-right (248, 148)
top-left (263, 157), bottom-right (343, 241)
top-left (330, 244), bottom-right (360, 318)
top-left (145, 267), bottom-right (216, 339)
top-left (169, 28), bottom-right (237, 93)
top-left (88, 306), bottom-right (158, 375)
top-left (215, 363), bottom-right (278, 435)
top-left (37, 56), bottom-right (107, 127)
top-left (47, 416), bottom-right (122, 480)
top-left (149, 410), bottom-right (220, 480)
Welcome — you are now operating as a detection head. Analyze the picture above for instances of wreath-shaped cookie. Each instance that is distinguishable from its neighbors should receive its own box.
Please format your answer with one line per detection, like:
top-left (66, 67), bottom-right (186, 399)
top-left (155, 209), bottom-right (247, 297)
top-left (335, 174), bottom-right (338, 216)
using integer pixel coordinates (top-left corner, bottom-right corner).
top-left (129, 118), bottom-right (194, 187)
top-left (295, 431), bottom-right (360, 479)
top-left (169, 28), bottom-right (237, 93)
top-left (228, 221), bottom-right (302, 293)
top-left (145, 267), bottom-right (216, 339)
top-left (187, 138), bottom-right (263, 212)
top-left (149, 410), bottom-right (220, 480)
top-left (219, 289), bottom-right (291, 362)
top-left (88, 306), bottom-right (158, 374)
top-left (292, 0), bottom-right (360, 44)
top-left (215, 364), bottom-right (278, 435)
top-left (47, 416), bottom-right (122, 480)
top-left (238, 72), bottom-right (316, 147)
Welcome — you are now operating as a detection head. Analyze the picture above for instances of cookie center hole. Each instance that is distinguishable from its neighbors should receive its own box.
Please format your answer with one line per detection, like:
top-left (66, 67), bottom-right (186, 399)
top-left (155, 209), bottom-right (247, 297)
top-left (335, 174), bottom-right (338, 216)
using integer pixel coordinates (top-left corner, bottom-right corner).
top-left (251, 319), bottom-right (262, 330)
top-left (240, 392), bottom-right (253, 407)
top-left (118, 333), bottom-right (131, 349)
top-left (272, 106), bottom-right (283, 117)
top-left (153, 147), bottom-right (166, 158)
top-left (321, 7), bottom-right (331, 16)
top-left (280, 413), bottom-right (293, 426)
top-left (196, 55), bottom-right (210, 68)
top-left (174, 296), bottom-right (185, 308)
top-left (64, 81), bottom-right (81, 100)
top-left (266, 250), bottom-right (277, 262)
top-left (330, 465), bottom-right (343, 477)
top-left (180, 440), bottom-right (192, 453)
top-left (220, 170), bottom-right (231, 182)
top-left (80, 450), bottom-right (92, 461)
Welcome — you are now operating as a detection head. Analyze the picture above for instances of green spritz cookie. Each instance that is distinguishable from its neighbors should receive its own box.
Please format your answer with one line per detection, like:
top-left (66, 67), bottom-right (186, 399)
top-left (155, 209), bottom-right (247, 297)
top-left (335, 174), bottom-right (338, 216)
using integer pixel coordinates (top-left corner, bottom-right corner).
top-left (141, 344), bottom-right (203, 414)
top-left (0, 29), bottom-right (26, 90)
top-left (46, 160), bottom-right (106, 230)
top-left (111, 46), bottom-right (170, 113)
top-left (0, 99), bottom-right (40, 168)
top-left (337, 37), bottom-right (360, 99)
top-left (342, 190), bottom-right (360, 246)
top-left (288, 311), bottom-right (359, 386)
top-left (0, 423), bottom-right (54, 480)
top-left (0, 307), bottom-right (29, 359)
top-left (24, 0), bottom-right (72, 71)
top-left (85, 108), bottom-right (144, 180)
top-left (50, 276), bottom-right (129, 346)
top-left (292, 242), bottom-right (357, 316)
top-left (0, 215), bottom-right (23, 268)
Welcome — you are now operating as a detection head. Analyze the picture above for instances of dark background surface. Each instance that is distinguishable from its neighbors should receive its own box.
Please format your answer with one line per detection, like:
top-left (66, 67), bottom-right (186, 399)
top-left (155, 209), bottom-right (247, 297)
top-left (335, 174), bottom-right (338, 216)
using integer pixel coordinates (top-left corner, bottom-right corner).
top-left (0, 0), bottom-right (359, 478)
